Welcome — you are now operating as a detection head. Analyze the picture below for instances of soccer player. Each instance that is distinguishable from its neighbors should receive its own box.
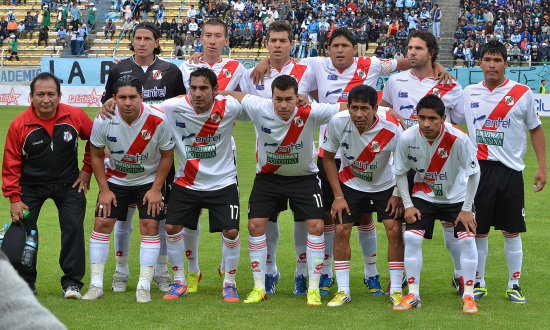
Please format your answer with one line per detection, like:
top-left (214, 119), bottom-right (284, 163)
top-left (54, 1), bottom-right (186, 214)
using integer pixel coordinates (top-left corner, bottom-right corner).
top-left (379, 30), bottom-right (467, 295)
top-left (221, 75), bottom-right (347, 306)
top-left (322, 85), bottom-right (405, 307)
top-left (160, 68), bottom-right (248, 302)
top-left (178, 19), bottom-right (247, 293)
top-left (239, 20), bottom-right (317, 296)
top-left (101, 21), bottom-right (186, 293)
top-left (463, 40), bottom-right (546, 303)
top-left (82, 76), bottom-right (175, 303)
top-left (392, 95), bottom-right (480, 313)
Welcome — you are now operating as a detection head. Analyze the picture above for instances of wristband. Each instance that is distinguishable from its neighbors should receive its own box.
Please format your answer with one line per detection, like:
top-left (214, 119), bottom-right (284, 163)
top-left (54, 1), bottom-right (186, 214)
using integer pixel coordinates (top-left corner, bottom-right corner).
top-left (334, 195), bottom-right (345, 200)
top-left (392, 186), bottom-right (401, 197)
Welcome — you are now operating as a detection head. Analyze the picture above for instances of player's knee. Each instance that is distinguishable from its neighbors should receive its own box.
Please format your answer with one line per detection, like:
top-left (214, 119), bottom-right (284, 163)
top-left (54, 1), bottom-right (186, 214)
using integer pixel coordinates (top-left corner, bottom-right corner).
top-left (248, 219), bottom-right (266, 236)
top-left (222, 229), bottom-right (239, 240)
top-left (140, 219), bottom-right (159, 236)
top-left (335, 224), bottom-right (352, 241)
top-left (165, 224), bottom-right (183, 235)
top-left (385, 224), bottom-right (403, 245)
top-left (307, 220), bottom-right (324, 236)
top-left (93, 219), bottom-right (114, 234)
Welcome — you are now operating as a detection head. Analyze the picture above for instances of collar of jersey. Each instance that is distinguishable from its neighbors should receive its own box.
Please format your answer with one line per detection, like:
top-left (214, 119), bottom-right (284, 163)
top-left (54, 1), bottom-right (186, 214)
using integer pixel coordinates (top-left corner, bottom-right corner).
top-left (116, 103), bottom-right (145, 126)
top-left (185, 95), bottom-right (217, 115)
top-left (131, 55), bottom-right (157, 69)
top-left (409, 69), bottom-right (437, 82)
top-left (199, 56), bottom-right (223, 67)
top-left (270, 59), bottom-right (292, 73)
top-left (419, 122), bottom-right (445, 144)
top-left (482, 78), bottom-right (510, 92)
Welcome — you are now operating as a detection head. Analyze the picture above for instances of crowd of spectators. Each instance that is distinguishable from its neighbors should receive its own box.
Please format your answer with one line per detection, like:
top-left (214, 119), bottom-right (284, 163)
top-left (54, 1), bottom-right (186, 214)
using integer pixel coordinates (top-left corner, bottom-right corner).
top-left (454, 0), bottom-right (550, 66)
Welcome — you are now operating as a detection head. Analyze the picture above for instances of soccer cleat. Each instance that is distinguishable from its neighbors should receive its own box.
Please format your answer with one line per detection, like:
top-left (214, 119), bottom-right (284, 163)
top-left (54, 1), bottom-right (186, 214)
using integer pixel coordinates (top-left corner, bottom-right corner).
top-left (307, 288), bottom-right (322, 306)
top-left (327, 290), bottom-right (351, 307)
top-left (462, 295), bottom-right (478, 313)
top-left (293, 275), bottom-right (308, 296)
top-left (385, 273), bottom-right (408, 295)
top-left (153, 272), bottom-right (172, 292)
top-left (243, 287), bottom-right (267, 304)
top-left (111, 271), bottom-right (129, 292)
top-left (218, 265), bottom-right (225, 279)
top-left (187, 271), bottom-right (203, 293)
top-left (319, 274), bottom-right (334, 295)
top-left (265, 272), bottom-right (281, 295)
top-left (222, 283), bottom-right (240, 302)
top-left (82, 285), bottom-right (104, 300)
top-left (364, 275), bottom-right (384, 296)
top-left (163, 280), bottom-right (188, 300)
top-left (452, 276), bottom-right (464, 296)
top-left (506, 285), bottom-right (527, 303)
top-left (473, 283), bottom-right (487, 300)
top-left (62, 285), bottom-right (81, 299)
top-left (393, 293), bottom-right (421, 310)
top-left (390, 291), bottom-right (403, 308)
top-left (136, 287), bottom-right (151, 303)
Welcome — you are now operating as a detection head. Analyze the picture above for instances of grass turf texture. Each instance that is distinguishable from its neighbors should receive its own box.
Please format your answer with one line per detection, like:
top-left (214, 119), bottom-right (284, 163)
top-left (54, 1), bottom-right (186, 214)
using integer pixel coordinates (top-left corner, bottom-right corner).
top-left (0, 106), bottom-right (548, 328)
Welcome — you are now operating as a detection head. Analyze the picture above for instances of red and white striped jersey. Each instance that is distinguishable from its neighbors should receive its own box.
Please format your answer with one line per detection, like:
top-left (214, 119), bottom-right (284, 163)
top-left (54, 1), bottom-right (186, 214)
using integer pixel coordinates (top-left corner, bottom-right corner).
top-left (392, 123), bottom-right (480, 204)
top-left (157, 95), bottom-right (249, 191)
top-left (239, 59), bottom-right (316, 97)
top-left (382, 70), bottom-right (465, 128)
top-left (300, 56), bottom-right (397, 158)
top-left (463, 79), bottom-right (541, 171)
top-left (323, 110), bottom-right (403, 192)
top-left (179, 57), bottom-right (246, 92)
top-left (241, 95), bottom-right (340, 176)
top-left (91, 104), bottom-right (175, 186)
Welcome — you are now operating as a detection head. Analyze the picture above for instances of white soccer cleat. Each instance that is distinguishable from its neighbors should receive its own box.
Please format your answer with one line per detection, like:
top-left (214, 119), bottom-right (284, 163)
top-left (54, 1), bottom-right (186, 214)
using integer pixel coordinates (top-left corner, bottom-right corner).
top-left (136, 287), bottom-right (152, 303)
top-left (153, 272), bottom-right (172, 292)
top-left (111, 271), bottom-right (129, 292)
top-left (82, 285), bottom-right (104, 300)
top-left (62, 285), bottom-right (82, 299)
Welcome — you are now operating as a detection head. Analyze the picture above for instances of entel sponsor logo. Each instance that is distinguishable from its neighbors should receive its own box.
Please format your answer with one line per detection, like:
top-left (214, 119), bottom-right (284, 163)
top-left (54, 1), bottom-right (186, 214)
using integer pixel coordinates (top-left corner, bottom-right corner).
top-left (67, 88), bottom-right (102, 106)
top-left (482, 118), bottom-right (511, 128)
top-left (352, 160), bottom-right (377, 170)
top-left (425, 172), bottom-right (447, 180)
top-left (143, 86), bottom-right (166, 99)
top-left (277, 141), bottom-right (303, 152)
top-left (123, 152), bottom-right (148, 162)
top-left (195, 134), bottom-right (221, 143)
top-left (0, 88), bottom-right (22, 105)
top-left (398, 91), bottom-right (408, 98)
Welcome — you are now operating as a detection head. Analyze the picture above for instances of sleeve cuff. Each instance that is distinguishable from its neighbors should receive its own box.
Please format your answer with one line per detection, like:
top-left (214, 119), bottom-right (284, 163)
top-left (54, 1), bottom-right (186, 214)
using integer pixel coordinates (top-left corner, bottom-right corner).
top-left (82, 164), bottom-right (92, 174)
top-left (9, 195), bottom-right (21, 203)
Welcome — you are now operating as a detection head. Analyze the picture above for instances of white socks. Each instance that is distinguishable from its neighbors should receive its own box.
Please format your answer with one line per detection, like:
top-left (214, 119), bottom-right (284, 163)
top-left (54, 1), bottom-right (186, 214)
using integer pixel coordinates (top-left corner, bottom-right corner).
top-left (321, 225), bottom-right (335, 278)
top-left (442, 222), bottom-right (462, 278)
top-left (166, 230), bottom-right (186, 283)
top-left (404, 230), bottom-right (424, 298)
top-left (475, 234), bottom-right (489, 287)
top-left (307, 234), bottom-right (325, 290)
top-left (457, 232), bottom-right (477, 298)
top-left (113, 206), bottom-right (135, 274)
top-left (222, 234), bottom-right (241, 286)
top-left (248, 235), bottom-right (267, 290)
top-left (294, 221), bottom-right (308, 277)
top-left (90, 231), bottom-right (110, 288)
top-left (155, 219), bottom-right (169, 275)
top-left (334, 260), bottom-right (350, 295)
top-left (358, 222), bottom-right (378, 278)
top-left (503, 232), bottom-right (522, 289)
top-left (389, 261), bottom-right (405, 294)
top-left (265, 221), bottom-right (280, 276)
top-left (138, 235), bottom-right (160, 290)
top-left (183, 221), bottom-right (200, 274)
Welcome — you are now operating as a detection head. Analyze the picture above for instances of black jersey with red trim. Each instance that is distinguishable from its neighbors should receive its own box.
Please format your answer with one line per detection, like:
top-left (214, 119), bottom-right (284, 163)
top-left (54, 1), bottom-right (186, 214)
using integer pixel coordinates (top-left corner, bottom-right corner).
top-left (102, 55), bottom-right (186, 104)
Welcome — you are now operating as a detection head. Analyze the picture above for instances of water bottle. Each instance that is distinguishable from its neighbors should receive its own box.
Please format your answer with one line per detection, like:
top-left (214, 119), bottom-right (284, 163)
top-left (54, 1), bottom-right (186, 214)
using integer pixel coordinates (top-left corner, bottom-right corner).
top-left (21, 230), bottom-right (38, 268)
top-left (22, 209), bottom-right (30, 220)
top-left (0, 224), bottom-right (8, 247)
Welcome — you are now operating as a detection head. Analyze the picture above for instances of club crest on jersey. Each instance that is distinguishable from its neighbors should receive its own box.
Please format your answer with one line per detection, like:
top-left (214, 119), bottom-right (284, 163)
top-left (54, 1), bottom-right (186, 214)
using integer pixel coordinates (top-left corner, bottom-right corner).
top-left (357, 69), bottom-right (366, 79)
top-left (63, 131), bottom-right (73, 142)
top-left (210, 112), bottom-right (222, 124)
top-left (431, 88), bottom-right (441, 97)
top-left (505, 96), bottom-right (515, 106)
top-left (369, 141), bottom-right (381, 153)
top-left (222, 68), bottom-right (232, 78)
top-left (293, 116), bottom-right (304, 127)
top-left (152, 70), bottom-right (162, 80)
top-left (141, 129), bottom-right (152, 140)
top-left (437, 147), bottom-right (448, 158)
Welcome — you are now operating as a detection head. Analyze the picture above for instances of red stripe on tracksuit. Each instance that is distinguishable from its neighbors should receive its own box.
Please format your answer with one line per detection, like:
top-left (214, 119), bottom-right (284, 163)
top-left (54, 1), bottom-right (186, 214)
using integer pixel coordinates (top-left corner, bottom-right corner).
top-left (339, 127), bottom-right (396, 183)
top-left (216, 61), bottom-right (240, 90)
top-left (476, 84), bottom-right (529, 160)
top-left (176, 98), bottom-right (227, 187)
top-left (259, 105), bottom-right (312, 174)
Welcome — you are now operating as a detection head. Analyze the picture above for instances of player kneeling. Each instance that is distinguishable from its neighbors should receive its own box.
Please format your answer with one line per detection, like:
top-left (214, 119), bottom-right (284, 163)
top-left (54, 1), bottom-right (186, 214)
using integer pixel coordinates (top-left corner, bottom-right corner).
top-left (322, 85), bottom-right (405, 307)
top-left (82, 76), bottom-right (175, 302)
top-left (392, 95), bottom-right (480, 313)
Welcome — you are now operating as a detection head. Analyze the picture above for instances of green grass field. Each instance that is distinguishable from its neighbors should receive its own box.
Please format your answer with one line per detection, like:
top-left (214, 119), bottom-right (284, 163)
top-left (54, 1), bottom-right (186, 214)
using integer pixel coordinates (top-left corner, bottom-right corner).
top-left (1, 106), bottom-right (549, 329)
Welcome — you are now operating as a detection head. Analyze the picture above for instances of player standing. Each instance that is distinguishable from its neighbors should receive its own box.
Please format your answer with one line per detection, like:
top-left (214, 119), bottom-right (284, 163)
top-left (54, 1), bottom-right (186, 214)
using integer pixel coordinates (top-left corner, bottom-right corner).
top-left (392, 95), bottom-right (480, 313)
top-left (463, 40), bottom-right (546, 303)
top-left (82, 76), bottom-right (175, 302)
top-left (322, 85), bottom-right (405, 307)
top-left (379, 30), bottom-right (467, 294)
top-left (102, 22), bottom-right (186, 293)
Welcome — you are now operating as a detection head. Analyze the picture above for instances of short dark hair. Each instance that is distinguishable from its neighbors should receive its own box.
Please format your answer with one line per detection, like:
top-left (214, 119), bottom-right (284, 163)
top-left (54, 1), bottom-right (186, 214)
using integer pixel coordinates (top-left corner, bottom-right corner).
top-left (417, 94), bottom-right (445, 117)
top-left (30, 72), bottom-right (61, 96)
top-left (130, 22), bottom-right (162, 54)
top-left (329, 27), bottom-right (357, 46)
top-left (348, 85), bottom-right (378, 108)
top-left (271, 75), bottom-right (298, 95)
top-left (202, 18), bottom-right (228, 38)
top-left (189, 67), bottom-right (218, 89)
top-left (407, 29), bottom-right (439, 62)
top-left (480, 39), bottom-right (507, 61)
top-left (113, 75), bottom-right (143, 95)
top-left (267, 20), bottom-right (293, 42)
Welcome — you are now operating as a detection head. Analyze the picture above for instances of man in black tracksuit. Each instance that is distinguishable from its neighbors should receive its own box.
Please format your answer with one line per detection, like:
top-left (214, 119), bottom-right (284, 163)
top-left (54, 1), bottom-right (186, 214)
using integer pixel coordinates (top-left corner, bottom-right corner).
top-left (2, 72), bottom-right (93, 298)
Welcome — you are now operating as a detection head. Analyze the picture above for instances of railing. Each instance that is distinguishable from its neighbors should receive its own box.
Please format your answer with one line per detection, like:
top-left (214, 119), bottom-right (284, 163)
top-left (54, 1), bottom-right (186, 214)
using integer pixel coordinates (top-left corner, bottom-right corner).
top-left (176, 0), bottom-right (186, 24)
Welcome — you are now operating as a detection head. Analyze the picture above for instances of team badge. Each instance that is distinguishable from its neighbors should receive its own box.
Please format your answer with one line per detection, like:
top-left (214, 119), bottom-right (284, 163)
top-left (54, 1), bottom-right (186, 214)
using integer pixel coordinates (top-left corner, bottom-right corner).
top-left (437, 147), bottom-right (448, 158)
top-left (141, 129), bottom-right (152, 140)
top-left (210, 112), bottom-right (222, 124)
top-left (152, 70), bottom-right (162, 80)
top-left (63, 131), bottom-right (73, 142)
top-left (505, 95), bottom-right (515, 106)
top-left (370, 141), bottom-right (381, 153)
top-left (223, 68), bottom-right (232, 78)
top-left (357, 69), bottom-right (366, 79)
top-left (294, 116), bottom-right (304, 127)
top-left (431, 88), bottom-right (441, 97)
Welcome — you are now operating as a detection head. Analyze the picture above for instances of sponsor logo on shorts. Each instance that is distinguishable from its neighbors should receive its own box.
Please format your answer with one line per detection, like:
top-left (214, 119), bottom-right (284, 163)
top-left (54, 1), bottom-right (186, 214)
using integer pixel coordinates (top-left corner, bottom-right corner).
top-left (266, 152), bottom-right (299, 165)
top-left (185, 145), bottom-right (217, 159)
top-left (476, 129), bottom-right (504, 146)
